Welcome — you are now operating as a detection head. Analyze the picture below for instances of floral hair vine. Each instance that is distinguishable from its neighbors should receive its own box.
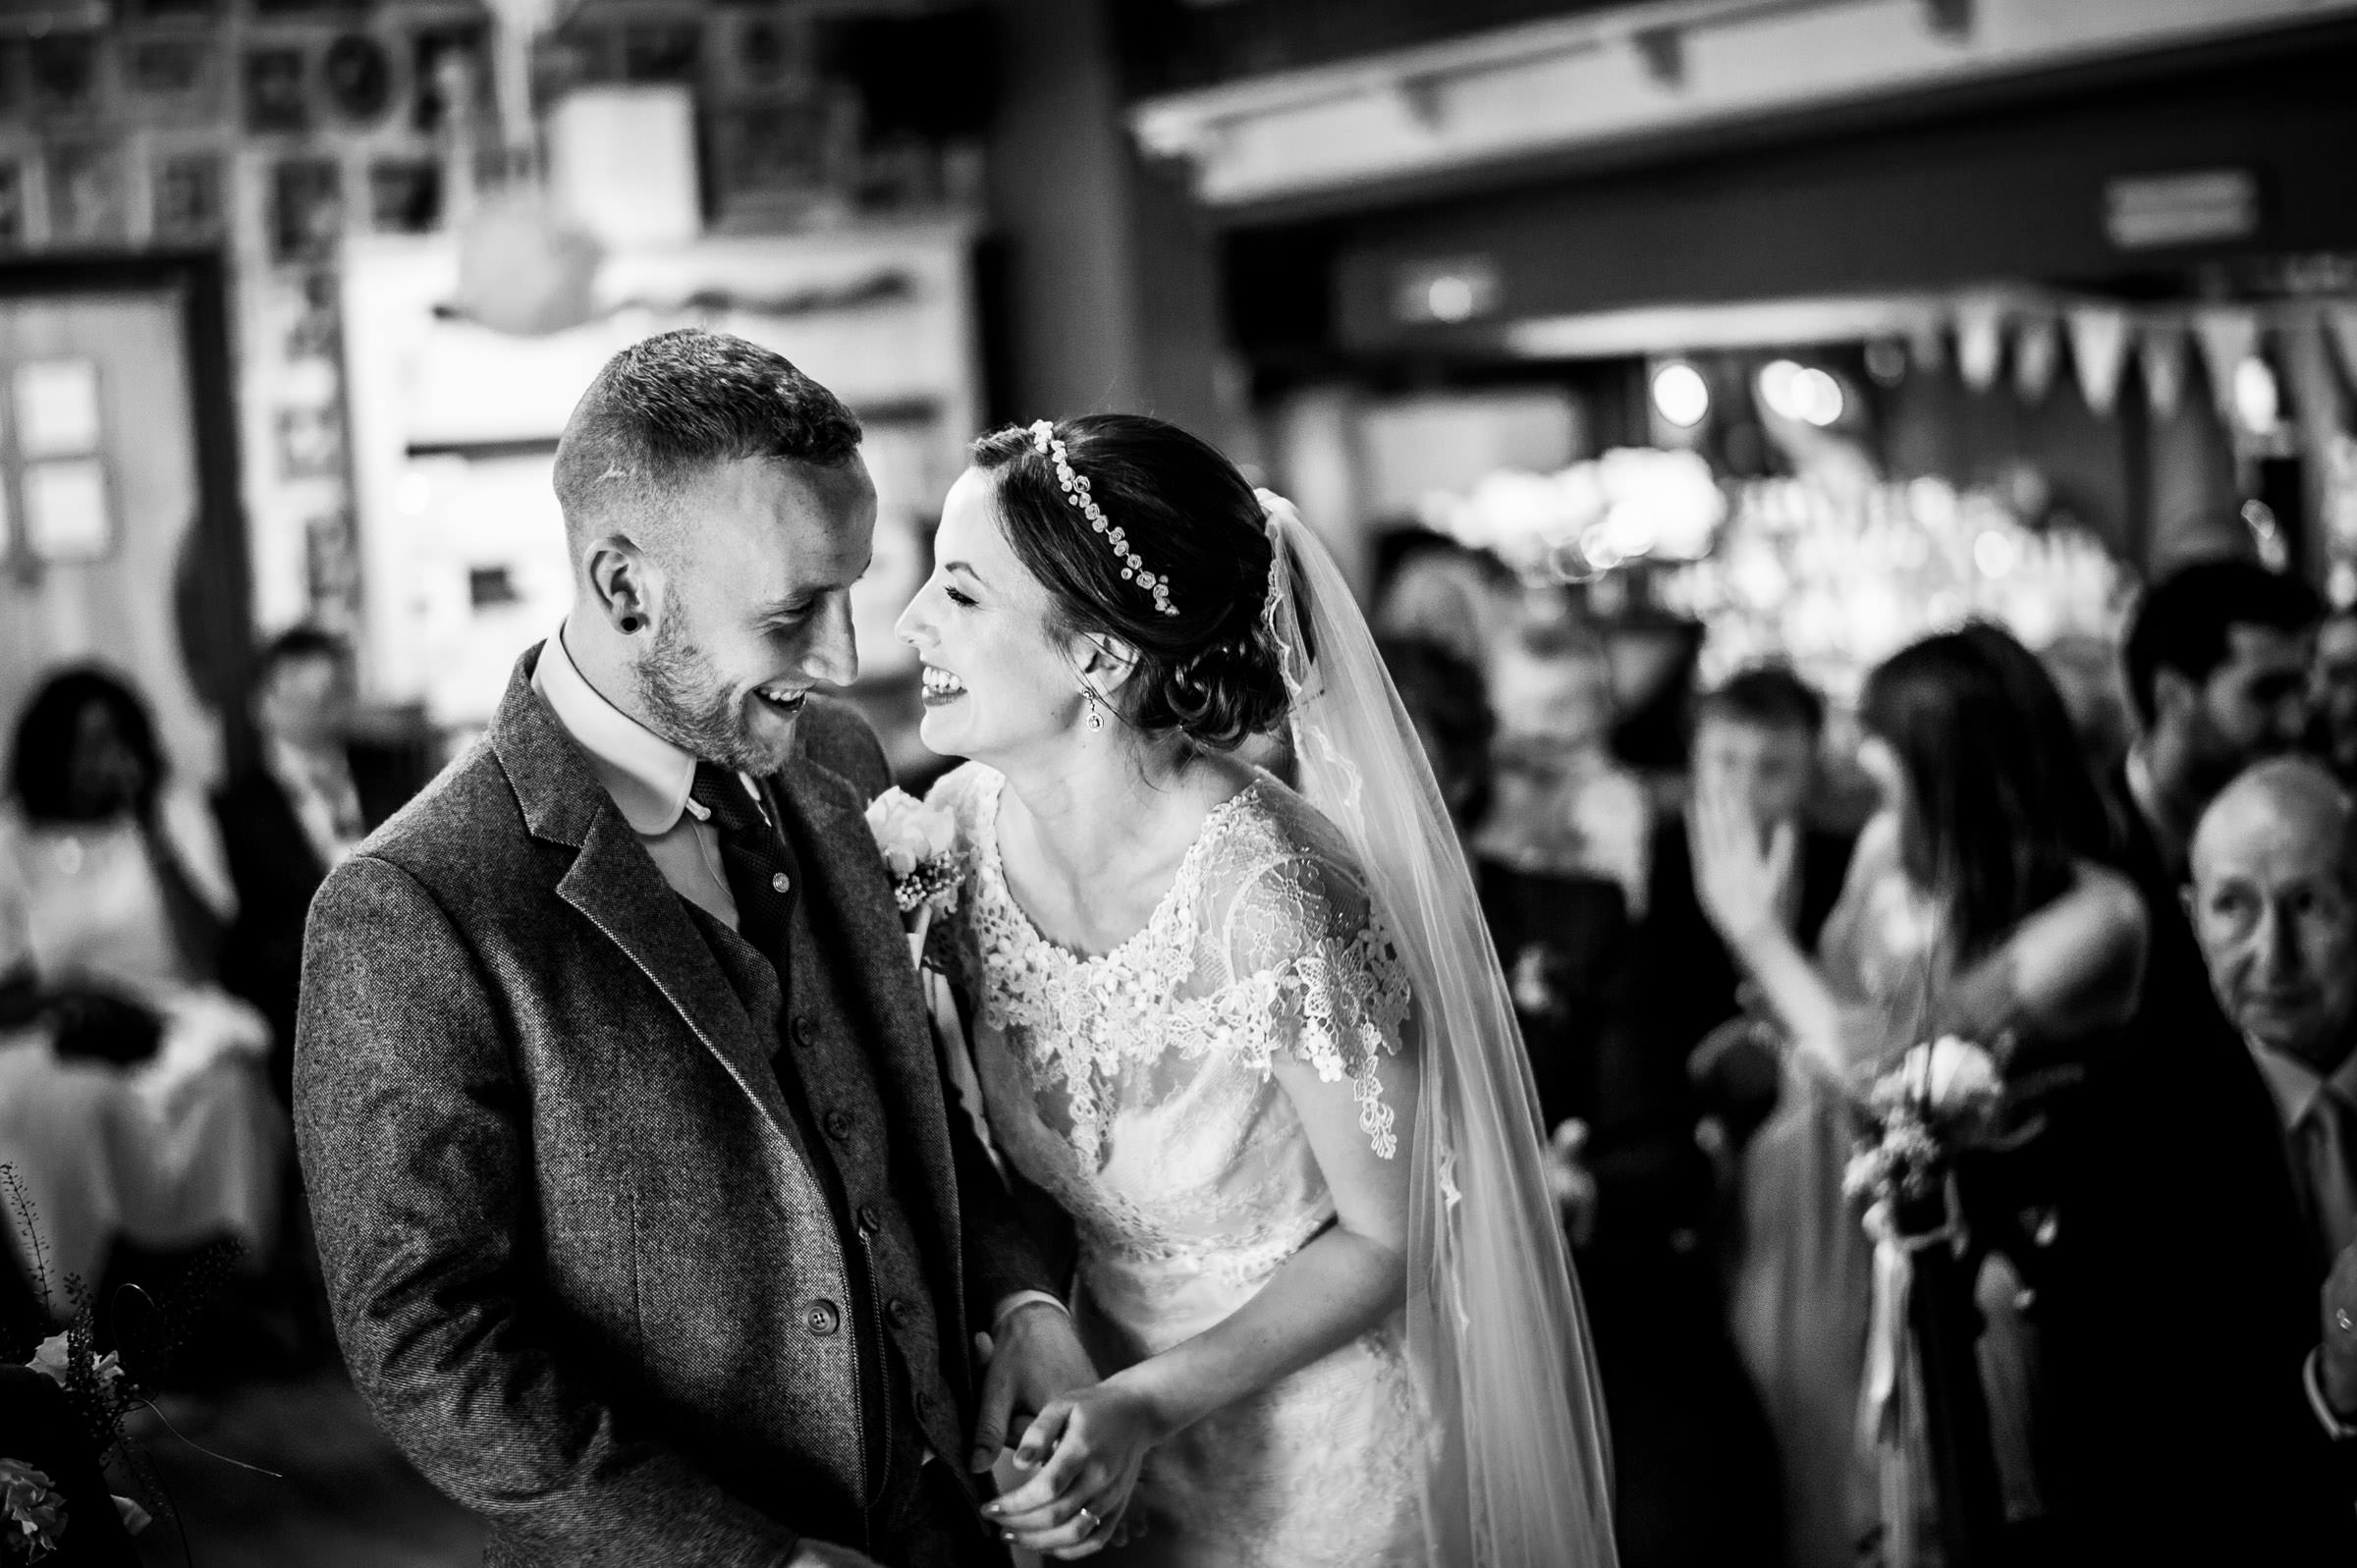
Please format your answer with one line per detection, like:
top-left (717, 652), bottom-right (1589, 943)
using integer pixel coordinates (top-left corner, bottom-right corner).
top-left (1028, 419), bottom-right (1178, 618)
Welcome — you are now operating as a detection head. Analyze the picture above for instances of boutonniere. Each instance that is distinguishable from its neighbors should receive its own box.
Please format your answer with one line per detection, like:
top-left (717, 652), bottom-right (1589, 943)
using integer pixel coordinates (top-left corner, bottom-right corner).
top-left (863, 787), bottom-right (966, 962)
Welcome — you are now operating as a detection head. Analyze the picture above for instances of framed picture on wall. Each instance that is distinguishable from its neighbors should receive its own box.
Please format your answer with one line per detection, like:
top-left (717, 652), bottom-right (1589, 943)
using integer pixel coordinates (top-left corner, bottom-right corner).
top-left (368, 158), bottom-right (439, 234)
top-left (126, 32), bottom-right (222, 122)
top-left (244, 45), bottom-right (308, 134)
top-left (411, 23), bottom-right (487, 134)
top-left (27, 35), bottom-right (101, 124)
top-left (270, 157), bottom-right (342, 262)
top-left (279, 268), bottom-right (340, 359)
top-left (45, 141), bottom-right (129, 244)
top-left (323, 34), bottom-right (394, 126)
top-left (0, 161), bottom-right (24, 246)
top-left (276, 404), bottom-right (343, 480)
top-left (152, 150), bottom-right (225, 243)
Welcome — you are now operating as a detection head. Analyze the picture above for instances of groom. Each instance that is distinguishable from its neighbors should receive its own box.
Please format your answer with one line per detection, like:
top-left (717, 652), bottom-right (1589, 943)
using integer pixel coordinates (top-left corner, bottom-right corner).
top-left (295, 329), bottom-right (1090, 1567)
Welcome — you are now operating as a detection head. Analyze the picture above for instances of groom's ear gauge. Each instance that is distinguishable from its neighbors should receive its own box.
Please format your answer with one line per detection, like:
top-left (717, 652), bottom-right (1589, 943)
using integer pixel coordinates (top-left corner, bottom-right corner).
top-left (587, 538), bottom-right (652, 635)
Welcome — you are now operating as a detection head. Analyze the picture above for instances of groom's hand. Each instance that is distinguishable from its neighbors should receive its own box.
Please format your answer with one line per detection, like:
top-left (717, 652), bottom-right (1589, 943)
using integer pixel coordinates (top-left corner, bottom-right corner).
top-left (788, 1541), bottom-right (883, 1568)
top-left (971, 1301), bottom-right (1096, 1473)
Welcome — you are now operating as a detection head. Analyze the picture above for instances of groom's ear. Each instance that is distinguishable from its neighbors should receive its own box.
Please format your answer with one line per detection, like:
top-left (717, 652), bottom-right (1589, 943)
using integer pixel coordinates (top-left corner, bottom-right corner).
top-left (1074, 633), bottom-right (1142, 695)
top-left (585, 535), bottom-right (664, 637)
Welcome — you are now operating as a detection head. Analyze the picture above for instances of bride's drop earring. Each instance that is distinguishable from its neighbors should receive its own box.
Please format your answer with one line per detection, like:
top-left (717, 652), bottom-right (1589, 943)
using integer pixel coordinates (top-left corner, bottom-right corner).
top-left (1079, 680), bottom-right (1104, 732)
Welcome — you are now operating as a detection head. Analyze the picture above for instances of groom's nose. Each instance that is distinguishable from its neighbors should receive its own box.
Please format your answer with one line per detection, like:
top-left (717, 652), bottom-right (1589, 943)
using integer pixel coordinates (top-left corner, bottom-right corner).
top-left (800, 590), bottom-right (859, 686)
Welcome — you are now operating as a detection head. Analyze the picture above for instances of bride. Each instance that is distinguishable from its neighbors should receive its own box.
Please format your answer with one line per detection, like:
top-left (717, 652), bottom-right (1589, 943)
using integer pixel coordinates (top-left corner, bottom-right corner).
top-left (893, 414), bottom-right (1616, 1567)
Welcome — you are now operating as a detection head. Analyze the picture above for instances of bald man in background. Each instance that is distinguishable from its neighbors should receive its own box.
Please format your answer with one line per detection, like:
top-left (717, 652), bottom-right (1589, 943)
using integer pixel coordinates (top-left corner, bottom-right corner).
top-left (2052, 758), bottom-right (2357, 1559)
top-left (2186, 761), bottom-right (2357, 1461)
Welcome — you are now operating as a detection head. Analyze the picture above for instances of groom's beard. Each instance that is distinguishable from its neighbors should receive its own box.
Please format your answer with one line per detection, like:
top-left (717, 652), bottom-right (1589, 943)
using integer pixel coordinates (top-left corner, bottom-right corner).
top-left (633, 615), bottom-right (794, 776)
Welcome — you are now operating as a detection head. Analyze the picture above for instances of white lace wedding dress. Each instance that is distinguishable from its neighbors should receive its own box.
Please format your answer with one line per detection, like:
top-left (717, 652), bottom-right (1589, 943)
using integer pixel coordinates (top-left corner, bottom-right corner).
top-left (929, 762), bottom-right (1429, 1567)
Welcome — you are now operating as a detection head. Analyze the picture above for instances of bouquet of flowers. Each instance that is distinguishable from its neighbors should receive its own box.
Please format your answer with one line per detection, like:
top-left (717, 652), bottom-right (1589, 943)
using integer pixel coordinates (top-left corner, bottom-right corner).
top-left (1842, 1037), bottom-right (2006, 1567)
top-left (1843, 1034), bottom-right (2003, 1228)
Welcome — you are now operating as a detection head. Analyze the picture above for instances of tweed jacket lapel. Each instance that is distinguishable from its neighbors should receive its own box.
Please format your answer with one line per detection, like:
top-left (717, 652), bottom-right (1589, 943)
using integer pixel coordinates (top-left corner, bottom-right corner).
top-left (765, 758), bottom-right (963, 1304)
top-left (487, 648), bottom-right (816, 1174)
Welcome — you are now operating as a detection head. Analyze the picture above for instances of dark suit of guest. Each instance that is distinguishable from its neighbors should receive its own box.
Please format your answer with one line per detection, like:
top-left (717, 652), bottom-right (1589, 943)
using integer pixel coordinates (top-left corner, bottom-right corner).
top-left (295, 646), bottom-right (1055, 1567)
top-left (1480, 852), bottom-right (1789, 1568)
top-left (214, 739), bottom-right (418, 1096)
top-left (2040, 766), bottom-right (2357, 1561)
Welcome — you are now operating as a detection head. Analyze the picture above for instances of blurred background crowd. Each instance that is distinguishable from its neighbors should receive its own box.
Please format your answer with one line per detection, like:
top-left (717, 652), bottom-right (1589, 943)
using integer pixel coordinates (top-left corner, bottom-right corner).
top-left (5, 0), bottom-right (2357, 1563)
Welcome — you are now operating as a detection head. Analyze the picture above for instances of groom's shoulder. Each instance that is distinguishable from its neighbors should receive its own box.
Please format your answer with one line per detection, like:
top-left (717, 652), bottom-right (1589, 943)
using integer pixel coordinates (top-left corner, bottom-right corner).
top-left (346, 732), bottom-right (535, 895)
top-left (795, 694), bottom-right (891, 799)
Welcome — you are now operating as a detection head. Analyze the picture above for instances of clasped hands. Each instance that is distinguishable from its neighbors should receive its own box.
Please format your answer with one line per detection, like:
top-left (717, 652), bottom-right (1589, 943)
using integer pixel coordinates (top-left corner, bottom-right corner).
top-left (971, 1301), bottom-right (1163, 1559)
top-left (2323, 1241), bottom-right (2357, 1424)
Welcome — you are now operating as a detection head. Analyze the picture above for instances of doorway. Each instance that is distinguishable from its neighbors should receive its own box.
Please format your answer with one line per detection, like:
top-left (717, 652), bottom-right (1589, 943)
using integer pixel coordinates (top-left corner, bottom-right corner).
top-left (0, 253), bottom-right (249, 792)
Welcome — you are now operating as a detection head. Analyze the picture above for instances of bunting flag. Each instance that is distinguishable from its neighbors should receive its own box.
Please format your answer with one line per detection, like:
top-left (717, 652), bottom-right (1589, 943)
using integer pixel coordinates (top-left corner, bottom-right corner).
top-left (2066, 305), bottom-right (2131, 415)
top-left (1955, 298), bottom-right (2004, 393)
top-left (2141, 323), bottom-right (2188, 418)
top-left (2012, 316), bottom-right (2059, 403)
top-left (1907, 314), bottom-right (1947, 375)
top-left (2192, 308), bottom-right (2260, 421)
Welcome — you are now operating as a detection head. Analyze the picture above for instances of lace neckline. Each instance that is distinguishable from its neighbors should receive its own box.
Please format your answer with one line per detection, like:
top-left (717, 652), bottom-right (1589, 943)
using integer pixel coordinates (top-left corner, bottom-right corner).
top-left (978, 769), bottom-right (1265, 971)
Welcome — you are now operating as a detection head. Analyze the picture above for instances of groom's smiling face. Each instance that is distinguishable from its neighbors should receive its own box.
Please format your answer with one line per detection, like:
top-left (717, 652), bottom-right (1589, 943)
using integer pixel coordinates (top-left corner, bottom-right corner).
top-left (631, 454), bottom-right (875, 775)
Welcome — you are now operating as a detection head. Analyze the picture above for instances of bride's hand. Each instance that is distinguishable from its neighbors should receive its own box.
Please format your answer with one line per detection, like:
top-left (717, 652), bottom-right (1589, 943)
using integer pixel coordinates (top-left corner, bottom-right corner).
top-left (981, 1377), bottom-right (1166, 1559)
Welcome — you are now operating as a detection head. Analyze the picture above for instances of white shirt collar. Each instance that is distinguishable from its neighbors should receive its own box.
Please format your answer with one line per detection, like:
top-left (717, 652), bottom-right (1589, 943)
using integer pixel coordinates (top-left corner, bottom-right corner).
top-left (2246, 1031), bottom-right (2357, 1132)
top-left (531, 623), bottom-right (699, 837)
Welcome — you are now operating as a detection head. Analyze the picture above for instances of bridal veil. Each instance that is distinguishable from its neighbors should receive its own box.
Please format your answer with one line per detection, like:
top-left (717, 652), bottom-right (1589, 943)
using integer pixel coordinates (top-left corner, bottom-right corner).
top-left (1257, 494), bottom-right (1619, 1567)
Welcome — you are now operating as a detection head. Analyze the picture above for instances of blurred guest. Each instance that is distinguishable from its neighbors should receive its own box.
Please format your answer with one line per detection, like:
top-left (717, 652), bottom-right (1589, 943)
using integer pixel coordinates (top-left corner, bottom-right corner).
top-left (2313, 606), bottom-right (2357, 789)
top-left (1641, 666), bottom-right (1855, 1153)
top-left (1693, 626), bottom-right (2143, 1567)
top-left (1378, 635), bottom-right (1495, 842)
top-left (1385, 633), bottom-right (1782, 1568)
top-left (214, 628), bottom-right (421, 1095)
top-left (1475, 620), bottom-right (1652, 917)
top-left (1371, 540), bottom-right (1513, 672)
top-left (2154, 757), bottom-right (2357, 1549)
top-left (0, 669), bottom-right (280, 1304)
top-left (2118, 558), bottom-right (2321, 882)
top-left (2037, 631), bottom-right (2133, 784)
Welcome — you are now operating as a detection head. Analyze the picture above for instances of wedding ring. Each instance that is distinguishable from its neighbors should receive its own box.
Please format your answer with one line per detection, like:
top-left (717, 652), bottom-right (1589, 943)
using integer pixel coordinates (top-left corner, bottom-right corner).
top-left (1075, 1506), bottom-right (1100, 1534)
top-left (2337, 1308), bottom-right (2354, 1334)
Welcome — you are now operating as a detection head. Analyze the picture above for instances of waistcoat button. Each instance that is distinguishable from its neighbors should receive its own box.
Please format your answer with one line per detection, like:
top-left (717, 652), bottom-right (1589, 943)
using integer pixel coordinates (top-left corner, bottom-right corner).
top-left (805, 1299), bottom-right (842, 1336)
top-left (824, 1109), bottom-right (853, 1141)
top-left (792, 1016), bottom-right (814, 1049)
top-left (884, 1297), bottom-right (909, 1328)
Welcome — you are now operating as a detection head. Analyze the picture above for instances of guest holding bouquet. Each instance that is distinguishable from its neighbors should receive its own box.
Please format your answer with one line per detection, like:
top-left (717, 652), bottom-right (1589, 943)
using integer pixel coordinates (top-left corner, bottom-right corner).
top-left (1689, 624), bottom-right (2145, 1567)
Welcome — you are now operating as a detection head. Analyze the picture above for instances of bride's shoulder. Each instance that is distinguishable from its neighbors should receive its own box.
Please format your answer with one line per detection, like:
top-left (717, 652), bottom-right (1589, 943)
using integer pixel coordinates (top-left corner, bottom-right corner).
top-left (1205, 773), bottom-right (1379, 942)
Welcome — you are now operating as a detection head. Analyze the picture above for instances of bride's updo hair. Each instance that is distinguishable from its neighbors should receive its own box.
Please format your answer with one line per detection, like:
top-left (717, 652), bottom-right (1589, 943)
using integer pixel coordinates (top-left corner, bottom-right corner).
top-left (970, 413), bottom-right (1289, 749)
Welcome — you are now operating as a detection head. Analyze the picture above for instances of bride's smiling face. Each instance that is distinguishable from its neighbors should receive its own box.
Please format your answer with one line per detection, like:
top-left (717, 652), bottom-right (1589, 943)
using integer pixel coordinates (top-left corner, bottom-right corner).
top-left (895, 465), bottom-right (1087, 764)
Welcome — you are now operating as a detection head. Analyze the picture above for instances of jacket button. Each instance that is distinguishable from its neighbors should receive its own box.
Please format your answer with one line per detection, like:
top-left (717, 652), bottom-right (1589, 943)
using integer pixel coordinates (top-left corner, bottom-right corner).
top-left (792, 1016), bottom-right (815, 1049)
top-left (884, 1297), bottom-right (909, 1328)
top-left (857, 1204), bottom-right (882, 1235)
top-left (824, 1109), bottom-right (853, 1141)
top-left (804, 1299), bottom-right (842, 1336)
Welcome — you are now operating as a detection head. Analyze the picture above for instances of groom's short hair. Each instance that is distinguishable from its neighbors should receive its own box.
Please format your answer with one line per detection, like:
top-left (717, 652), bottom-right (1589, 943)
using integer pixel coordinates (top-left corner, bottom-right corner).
top-left (553, 328), bottom-right (862, 557)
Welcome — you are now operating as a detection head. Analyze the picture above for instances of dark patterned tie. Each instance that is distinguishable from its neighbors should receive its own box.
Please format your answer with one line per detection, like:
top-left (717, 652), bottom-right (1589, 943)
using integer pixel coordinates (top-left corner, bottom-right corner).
top-left (688, 762), bottom-right (795, 964)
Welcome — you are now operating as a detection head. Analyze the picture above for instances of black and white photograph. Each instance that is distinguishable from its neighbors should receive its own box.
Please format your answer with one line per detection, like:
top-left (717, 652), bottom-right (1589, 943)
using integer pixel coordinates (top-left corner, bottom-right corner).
top-left (7, 4), bottom-right (2357, 1568)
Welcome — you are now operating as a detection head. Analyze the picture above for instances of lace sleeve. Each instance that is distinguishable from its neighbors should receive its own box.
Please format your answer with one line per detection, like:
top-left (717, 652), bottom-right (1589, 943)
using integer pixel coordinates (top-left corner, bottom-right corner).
top-left (1214, 848), bottom-right (1413, 1158)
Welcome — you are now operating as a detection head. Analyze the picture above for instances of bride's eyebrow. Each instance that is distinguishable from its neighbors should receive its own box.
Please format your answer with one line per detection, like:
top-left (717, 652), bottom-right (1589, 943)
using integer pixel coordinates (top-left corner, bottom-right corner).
top-left (944, 560), bottom-right (985, 586)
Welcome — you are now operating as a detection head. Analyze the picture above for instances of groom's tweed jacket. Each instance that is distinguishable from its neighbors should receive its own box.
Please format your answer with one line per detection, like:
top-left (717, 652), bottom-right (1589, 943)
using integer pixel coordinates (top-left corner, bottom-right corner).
top-left (295, 648), bottom-right (1053, 1567)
